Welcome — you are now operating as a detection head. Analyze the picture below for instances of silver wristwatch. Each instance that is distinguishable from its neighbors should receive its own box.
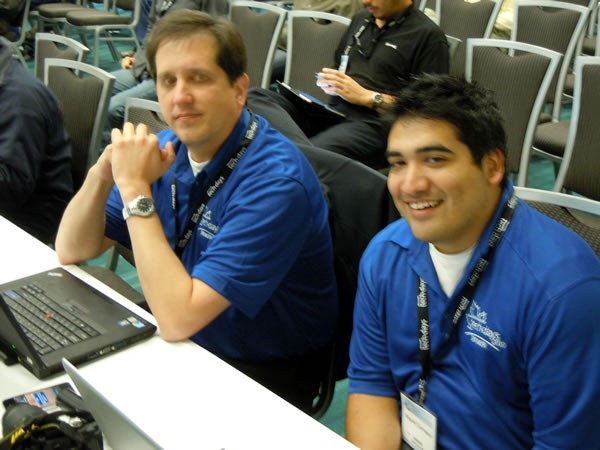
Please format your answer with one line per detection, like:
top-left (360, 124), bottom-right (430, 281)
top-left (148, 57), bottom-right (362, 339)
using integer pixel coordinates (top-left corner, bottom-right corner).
top-left (372, 92), bottom-right (383, 109)
top-left (122, 195), bottom-right (156, 220)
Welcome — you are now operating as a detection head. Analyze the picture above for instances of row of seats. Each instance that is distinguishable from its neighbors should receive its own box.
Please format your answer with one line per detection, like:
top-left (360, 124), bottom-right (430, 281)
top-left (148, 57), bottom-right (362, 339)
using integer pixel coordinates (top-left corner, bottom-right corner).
top-left (32, 0), bottom-right (140, 67)
top-left (456, 3), bottom-right (600, 271)
top-left (425, 1), bottom-right (598, 194)
top-left (230, 2), bottom-right (351, 102)
top-left (422, 3), bottom-right (600, 261)
top-left (5, 0), bottom-right (139, 66)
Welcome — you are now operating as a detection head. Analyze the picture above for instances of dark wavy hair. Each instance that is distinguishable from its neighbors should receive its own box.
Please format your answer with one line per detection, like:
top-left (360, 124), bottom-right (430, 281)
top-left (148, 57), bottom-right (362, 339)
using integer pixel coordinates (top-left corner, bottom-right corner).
top-left (145, 9), bottom-right (247, 85)
top-left (388, 74), bottom-right (507, 166)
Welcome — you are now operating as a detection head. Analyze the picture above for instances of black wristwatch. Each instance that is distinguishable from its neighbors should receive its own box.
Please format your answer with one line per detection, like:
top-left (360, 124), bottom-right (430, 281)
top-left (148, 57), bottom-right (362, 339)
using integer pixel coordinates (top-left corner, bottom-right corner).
top-left (122, 196), bottom-right (156, 220)
top-left (372, 92), bottom-right (383, 109)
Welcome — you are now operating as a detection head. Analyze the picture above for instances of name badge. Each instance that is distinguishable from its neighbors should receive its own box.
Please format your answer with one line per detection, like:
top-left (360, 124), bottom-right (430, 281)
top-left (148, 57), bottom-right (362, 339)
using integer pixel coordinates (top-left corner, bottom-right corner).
top-left (400, 391), bottom-right (437, 450)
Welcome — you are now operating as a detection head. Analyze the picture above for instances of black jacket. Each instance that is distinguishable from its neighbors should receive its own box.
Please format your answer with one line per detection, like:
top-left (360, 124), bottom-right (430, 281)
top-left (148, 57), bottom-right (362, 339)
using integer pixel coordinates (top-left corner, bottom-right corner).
top-left (0, 37), bottom-right (73, 243)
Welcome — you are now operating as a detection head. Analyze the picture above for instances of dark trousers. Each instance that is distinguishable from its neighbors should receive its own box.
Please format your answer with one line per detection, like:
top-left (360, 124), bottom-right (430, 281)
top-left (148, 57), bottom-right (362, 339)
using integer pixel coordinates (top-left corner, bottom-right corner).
top-left (246, 88), bottom-right (390, 170)
top-left (222, 349), bottom-right (329, 415)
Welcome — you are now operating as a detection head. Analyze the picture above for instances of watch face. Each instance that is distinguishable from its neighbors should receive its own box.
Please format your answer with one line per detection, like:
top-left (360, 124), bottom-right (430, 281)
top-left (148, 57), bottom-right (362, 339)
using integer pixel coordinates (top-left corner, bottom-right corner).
top-left (373, 93), bottom-right (383, 106)
top-left (137, 198), bottom-right (154, 214)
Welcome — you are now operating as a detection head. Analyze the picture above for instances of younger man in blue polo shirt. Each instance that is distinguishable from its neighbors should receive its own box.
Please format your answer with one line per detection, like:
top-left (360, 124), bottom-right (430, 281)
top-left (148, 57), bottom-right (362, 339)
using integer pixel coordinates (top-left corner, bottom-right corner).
top-left (346, 74), bottom-right (600, 449)
top-left (55, 10), bottom-right (337, 413)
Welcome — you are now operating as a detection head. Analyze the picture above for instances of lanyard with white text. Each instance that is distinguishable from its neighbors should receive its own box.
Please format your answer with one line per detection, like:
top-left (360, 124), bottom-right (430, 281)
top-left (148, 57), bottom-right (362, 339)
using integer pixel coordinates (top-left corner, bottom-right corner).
top-left (172, 111), bottom-right (258, 259)
top-left (342, 9), bottom-right (410, 56)
top-left (415, 193), bottom-right (518, 404)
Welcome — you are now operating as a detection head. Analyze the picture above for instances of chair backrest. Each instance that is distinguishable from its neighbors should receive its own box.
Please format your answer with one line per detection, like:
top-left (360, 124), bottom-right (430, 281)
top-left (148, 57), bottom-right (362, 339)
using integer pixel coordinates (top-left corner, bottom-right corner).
top-left (64, 0), bottom-right (141, 66)
top-left (229, 0), bottom-right (287, 89)
top-left (591, 0), bottom-right (600, 52)
top-left (34, 32), bottom-right (89, 79)
top-left (466, 38), bottom-right (562, 186)
top-left (297, 143), bottom-right (400, 419)
top-left (115, 0), bottom-right (135, 11)
top-left (419, 0), bottom-right (439, 18)
top-left (561, 0), bottom-right (600, 52)
top-left (284, 10), bottom-right (350, 102)
top-left (554, 56), bottom-right (600, 200)
top-left (514, 186), bottom-right (600, 256)
top-left (589, 0), bottom-right (600, 55)
top-left (437, 0), bottom-right (502, 76)
top-left (124, 97), bottom-right (168, 134)
top-left (512, 0), bottom-right (591, 121)
top-left (446, 34), bottom-right (462, 67)
top-left (44, 58), bottom-right (115, 190)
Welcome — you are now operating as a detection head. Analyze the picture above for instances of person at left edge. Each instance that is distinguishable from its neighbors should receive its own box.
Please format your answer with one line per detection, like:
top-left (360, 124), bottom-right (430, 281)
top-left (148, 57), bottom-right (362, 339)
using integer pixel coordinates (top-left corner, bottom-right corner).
top-left (55, 10), bottom-right (337, 413)
top-left (0, 36), bottom-right (73, 244)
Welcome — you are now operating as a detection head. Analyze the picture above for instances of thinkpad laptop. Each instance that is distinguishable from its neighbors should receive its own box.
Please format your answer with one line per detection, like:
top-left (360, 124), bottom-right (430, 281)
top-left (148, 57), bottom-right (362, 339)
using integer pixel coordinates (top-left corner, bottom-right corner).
top-left (0, 267), bottom-right (156, 379)
top-left (63, 358), bottom-right (160, 450)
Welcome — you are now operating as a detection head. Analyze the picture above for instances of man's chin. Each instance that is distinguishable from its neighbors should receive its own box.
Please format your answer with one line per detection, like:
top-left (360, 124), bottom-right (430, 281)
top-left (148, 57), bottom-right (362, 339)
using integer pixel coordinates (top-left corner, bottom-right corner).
top-left (406, 223), bottom-right (440, 245)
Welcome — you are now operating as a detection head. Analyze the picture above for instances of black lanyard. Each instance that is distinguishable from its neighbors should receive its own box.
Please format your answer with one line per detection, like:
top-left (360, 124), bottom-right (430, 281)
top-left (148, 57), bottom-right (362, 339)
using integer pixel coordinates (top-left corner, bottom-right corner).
top-left (171, 111), bottom-right (258, 259)
top-left (343, 8), bottom-right (410, 57)
top-left (415, 193), bottom-right (518, 404)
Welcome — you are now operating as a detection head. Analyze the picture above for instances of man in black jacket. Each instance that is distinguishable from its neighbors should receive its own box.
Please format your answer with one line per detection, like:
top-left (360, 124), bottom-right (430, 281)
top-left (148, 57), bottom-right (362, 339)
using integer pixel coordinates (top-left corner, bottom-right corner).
top-left (0, 37), bottom-right (73, 243)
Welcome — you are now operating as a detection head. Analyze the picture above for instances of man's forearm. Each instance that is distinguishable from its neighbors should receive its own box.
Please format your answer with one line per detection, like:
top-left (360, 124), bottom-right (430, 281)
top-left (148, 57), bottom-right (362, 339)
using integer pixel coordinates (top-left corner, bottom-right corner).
top-left (55, 165), bottom-right (115, 264)
top-left (346, 393), bottom-right (402, 450)
top-left (125, 211), bottom-right (231, 341)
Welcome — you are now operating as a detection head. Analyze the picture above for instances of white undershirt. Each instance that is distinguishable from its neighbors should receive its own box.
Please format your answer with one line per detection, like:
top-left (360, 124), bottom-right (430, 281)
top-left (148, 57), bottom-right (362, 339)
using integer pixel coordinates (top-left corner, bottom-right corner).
top-left (188, 151), bottom-right (209, 177)
top-left (429, 243), bottom-right (475, 298)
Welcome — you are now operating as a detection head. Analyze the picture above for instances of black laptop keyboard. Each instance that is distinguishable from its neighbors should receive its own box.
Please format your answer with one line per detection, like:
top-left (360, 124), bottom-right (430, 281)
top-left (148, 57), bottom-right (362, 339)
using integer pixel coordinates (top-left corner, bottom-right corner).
top-left (2, 283), bottom-right (100, 355)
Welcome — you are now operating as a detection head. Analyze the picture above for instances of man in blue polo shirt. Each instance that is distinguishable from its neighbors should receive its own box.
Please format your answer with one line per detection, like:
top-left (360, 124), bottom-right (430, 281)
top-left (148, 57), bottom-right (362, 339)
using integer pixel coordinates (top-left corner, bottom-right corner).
top-left (55, 10), bottom-right (337, 413)
top-left (346, 74), bottom-right (600, 449)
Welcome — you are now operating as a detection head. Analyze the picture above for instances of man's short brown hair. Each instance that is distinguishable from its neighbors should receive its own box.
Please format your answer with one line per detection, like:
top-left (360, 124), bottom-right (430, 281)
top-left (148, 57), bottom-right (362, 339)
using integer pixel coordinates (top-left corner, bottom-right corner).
top-left (145, 9), bottom-right (247, 85)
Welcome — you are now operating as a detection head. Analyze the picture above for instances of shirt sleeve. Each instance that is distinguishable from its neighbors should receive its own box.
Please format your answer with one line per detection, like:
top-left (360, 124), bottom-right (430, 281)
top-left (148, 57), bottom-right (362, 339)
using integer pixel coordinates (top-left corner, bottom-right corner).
top-left (413, 30), bottom-right (449, 75)
top-left (191, 174), bottom-right (316, 319)
top-left (348, 244), bottom-right (399, 398)
top-left (526, 277), bottom-right (600, 448)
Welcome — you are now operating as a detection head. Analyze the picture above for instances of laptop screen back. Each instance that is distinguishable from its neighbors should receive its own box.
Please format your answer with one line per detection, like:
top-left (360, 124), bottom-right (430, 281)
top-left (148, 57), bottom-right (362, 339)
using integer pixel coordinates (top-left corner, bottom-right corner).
top-left (62, 358), bottom-right (159, 450)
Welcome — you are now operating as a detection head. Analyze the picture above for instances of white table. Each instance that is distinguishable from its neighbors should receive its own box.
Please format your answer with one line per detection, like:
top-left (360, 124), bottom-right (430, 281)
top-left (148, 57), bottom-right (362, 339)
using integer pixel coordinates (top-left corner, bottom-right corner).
top-left (0, 216), bottom-right (357, 449)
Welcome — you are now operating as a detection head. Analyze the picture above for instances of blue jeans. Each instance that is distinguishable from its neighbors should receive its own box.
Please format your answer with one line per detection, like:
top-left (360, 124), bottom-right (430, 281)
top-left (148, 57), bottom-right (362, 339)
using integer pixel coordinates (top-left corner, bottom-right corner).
top-left (102, 69), bottom-right (157, 147)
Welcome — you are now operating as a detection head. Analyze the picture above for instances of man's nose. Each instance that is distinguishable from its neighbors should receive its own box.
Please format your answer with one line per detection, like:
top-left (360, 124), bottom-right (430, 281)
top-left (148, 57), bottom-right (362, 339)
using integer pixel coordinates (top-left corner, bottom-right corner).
top-left (400, 163), bottom-right (429, 194)
top-left (172, 81), bottom-right (192, 104)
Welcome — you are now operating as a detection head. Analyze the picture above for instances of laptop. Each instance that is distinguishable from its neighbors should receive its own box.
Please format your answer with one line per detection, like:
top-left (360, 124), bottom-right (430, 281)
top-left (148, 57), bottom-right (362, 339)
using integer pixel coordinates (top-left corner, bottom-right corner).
top-left (276, 81), bottom-right (346, 123)
top-left (62, 358), bottom-right (160, 450)
top-left (0, 267), bottom-right (156, 379)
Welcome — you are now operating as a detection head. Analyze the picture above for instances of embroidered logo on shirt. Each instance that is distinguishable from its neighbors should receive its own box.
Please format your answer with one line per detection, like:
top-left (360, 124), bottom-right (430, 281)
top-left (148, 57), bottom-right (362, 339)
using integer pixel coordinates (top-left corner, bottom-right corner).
top-left (198, 208), bottom-right (219, 240)
top-left (464, 301), bottom-right (506, 351)
top-left (385, 42), bottom-right (398, 50)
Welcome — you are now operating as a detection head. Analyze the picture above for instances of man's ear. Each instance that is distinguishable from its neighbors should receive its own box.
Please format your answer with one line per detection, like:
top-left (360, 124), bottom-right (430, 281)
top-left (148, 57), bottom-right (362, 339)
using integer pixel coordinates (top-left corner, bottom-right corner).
top-left (483, 148), bottom-right (505, 185)
top-left (234, 73), bottom-right (250, 106)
